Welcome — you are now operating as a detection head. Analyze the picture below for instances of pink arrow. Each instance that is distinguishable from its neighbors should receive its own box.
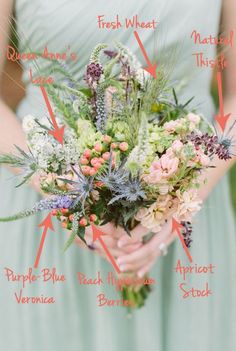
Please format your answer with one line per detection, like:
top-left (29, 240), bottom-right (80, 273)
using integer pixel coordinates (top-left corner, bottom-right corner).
top-left (214, 71), bottom-right (231, 132)
top-left (172, 218), bottom-right (193, 263)
top-left (40, 86), bottom-right (65, 144)
top-left (134, 31), bottom-right (157, 79)
top-left (91, 224), bottom-right (121, 274)
top-left (34, 213), bottom-right (54, 268)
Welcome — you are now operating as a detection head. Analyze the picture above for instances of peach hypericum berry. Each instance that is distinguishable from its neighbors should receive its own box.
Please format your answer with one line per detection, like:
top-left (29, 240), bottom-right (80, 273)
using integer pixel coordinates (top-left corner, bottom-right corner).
top-left (102, 152), bottom-right (110, 160)
top-left (83, 149), bottom-right (92, 159)
top-left (119, 142), bottom-right (129, 152)
top-left (80, 157), bottom-right (89, 165)
top-left (69, 214), bottom-right (74, 222)
top-left (94, 142), bottom-right (103, 152)
top-left (89, 168), bottom-right (97, 176)
top-left (81, 166), bottom-right (91, 176)
top-left (61, 222), bottom-right (67, 229)
top-left (89, 214), bottom-right (97, 222)
top-left (91, 157), bottom-right (100, 167)
top-left (111, 142), bottom-right (117, 149)
top-left (79, 218), bottom-right (88, 227)
top-left (98, 157), bottom-right (105, 164)
top-left (102, 135), bottom-right (112, 144)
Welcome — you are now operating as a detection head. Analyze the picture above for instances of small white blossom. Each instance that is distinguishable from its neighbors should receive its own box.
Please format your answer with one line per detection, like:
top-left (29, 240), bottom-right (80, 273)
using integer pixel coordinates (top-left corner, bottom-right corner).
top-left (22, 114), bottom-right (37, 133)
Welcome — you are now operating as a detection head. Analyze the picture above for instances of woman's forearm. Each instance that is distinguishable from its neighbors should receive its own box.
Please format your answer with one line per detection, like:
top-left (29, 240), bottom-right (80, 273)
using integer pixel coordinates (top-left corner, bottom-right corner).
top-left (0, 98), bottom-right (27, 155)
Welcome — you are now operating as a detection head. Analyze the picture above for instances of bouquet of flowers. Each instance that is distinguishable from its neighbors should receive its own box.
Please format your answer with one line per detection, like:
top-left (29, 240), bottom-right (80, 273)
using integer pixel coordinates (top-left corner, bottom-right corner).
top-left (0, 43), bottom-right (233, 308)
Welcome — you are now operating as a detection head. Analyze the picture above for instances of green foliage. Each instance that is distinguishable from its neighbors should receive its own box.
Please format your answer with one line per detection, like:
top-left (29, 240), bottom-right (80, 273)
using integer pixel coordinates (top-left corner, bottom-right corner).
top-left (142, 70), bottom-right (169, 113)
top-left (77, 226), bottom-right (86, 243)
top-left (103, 54), bottom-right (120, 78)
top-left (63, 212), bottom-right (80, 252)
top-left (46, 86), bottom-right (78, 132)
top-left (0, 208), bottom-right (35, 222)
top-left (0, 146), bottom-right (38, 187)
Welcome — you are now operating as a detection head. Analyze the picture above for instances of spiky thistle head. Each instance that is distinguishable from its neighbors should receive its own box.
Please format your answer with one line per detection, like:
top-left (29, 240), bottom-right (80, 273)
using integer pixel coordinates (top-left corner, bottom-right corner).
top-left (108, 173), bottom-right (145, 205)
top-left (97, 155), bottom-right (129, 191)
top-left (58, 166), bottom-right (94, 210)
top-left (0, 146), bottom-right (39, 187)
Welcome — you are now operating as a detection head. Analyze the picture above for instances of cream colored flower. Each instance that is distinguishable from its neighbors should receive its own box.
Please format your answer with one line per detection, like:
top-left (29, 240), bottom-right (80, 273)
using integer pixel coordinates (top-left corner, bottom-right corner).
top-left (40, 172), bottom-right (57, 188)
top-left (187, 113), bottom-right (201, 124)
top-left (135, 195), bottom-right (179, 232)
top-left (22, 114), bottom-right (37, 133)
top-left (176, 189), bottom-right (202, 221)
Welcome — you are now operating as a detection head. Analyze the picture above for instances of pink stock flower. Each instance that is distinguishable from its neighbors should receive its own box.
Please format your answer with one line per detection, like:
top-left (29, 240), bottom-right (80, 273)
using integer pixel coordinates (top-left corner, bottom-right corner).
top-left (163, 120), bottom-right (180, 132)
top-left (144, 154), bottom-right (179, 184)
top-left (187, 113), bottom-right (201, 124)
top-left (187, 146), bottom-right (210, 167)
top-left (195, 146), bottom-right (210, 166)
top-left (171, 140), bottom-right (184, 153)
top-left (199, 153), bottom-right (210, 166)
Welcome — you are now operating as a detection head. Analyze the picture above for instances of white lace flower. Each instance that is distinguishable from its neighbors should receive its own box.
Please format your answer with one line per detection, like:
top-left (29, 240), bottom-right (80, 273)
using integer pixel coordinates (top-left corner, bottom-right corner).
top-left (22, 114), bottom-right (37, 133)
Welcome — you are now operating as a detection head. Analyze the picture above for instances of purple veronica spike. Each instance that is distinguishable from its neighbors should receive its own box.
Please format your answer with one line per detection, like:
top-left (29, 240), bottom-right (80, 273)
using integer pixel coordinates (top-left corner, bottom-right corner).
top-left (33, 196), bottom-right (73, 211)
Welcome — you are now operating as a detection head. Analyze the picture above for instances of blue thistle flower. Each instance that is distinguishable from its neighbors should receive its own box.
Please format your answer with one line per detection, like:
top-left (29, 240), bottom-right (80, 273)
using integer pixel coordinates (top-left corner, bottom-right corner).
top-left (108, 174), bottom-right (145, 205)
top-left (0, 146), bottom-right (38, 187)
top-left (98, 156), bottom-right (128, 191)
top-left (58, 166), bottom-right (94, 210)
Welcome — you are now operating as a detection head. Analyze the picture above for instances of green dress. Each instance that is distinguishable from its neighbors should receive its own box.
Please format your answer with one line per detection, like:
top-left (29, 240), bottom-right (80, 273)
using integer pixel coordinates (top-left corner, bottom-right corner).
top-left (0, 0), bottom-right (235, 350)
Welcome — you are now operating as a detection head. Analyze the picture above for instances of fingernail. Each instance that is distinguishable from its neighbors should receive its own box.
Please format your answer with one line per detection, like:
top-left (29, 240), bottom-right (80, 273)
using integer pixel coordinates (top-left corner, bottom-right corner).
top-left (116, 258), bottom-right (123, 265)
top-left (117, 240), bottom-right (123, 248)
top-left (138, 271), bottom-right (144, 278)
top-left (119, 265), bottom-right (126, 272)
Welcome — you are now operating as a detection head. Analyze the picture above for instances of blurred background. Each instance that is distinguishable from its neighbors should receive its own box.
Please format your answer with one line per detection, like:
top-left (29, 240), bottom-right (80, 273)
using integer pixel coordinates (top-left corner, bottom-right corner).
top-left (211, 79), bottom-right (236, 214)
top-left (0, 35), bottom-right (235, 215)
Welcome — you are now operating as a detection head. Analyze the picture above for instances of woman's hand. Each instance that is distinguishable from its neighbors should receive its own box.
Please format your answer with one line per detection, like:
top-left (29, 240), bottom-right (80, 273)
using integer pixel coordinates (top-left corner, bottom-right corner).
top-left (74, 222), bottom-right (143, 260)
top-left (116, 220), bottom-right (176, 277)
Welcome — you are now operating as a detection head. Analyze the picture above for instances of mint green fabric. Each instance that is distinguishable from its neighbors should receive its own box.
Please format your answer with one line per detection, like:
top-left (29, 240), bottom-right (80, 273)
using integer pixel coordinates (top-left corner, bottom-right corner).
top-left (0, 1), bottom-right (235, 350)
